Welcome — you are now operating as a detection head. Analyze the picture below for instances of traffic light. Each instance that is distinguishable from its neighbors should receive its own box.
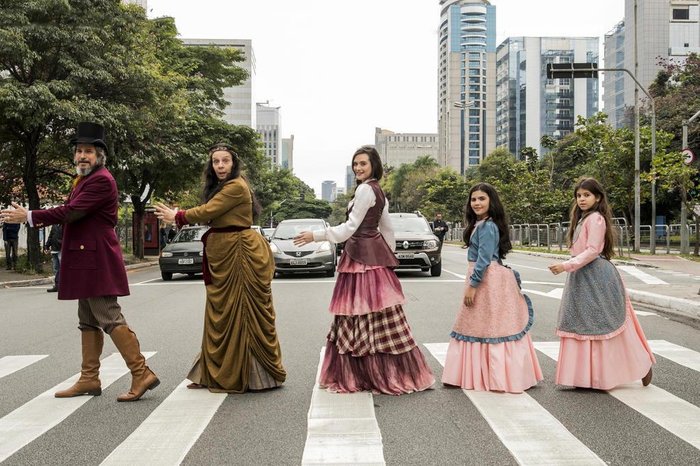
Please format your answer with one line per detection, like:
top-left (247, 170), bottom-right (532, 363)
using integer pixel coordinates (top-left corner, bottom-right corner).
top-left (546, 63), bottom-right (598, 79)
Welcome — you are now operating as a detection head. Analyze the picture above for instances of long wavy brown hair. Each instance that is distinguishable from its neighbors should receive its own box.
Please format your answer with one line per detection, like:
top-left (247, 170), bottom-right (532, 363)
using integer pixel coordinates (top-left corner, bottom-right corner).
top-left (566, 177), bottom-right (616, 260)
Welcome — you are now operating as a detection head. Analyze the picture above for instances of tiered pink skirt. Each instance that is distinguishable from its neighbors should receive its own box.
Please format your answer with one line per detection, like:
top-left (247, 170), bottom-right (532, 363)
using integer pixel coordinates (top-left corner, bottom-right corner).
top-left (319, 253), bottom-right (435, 395)
top-left (555, 297), bottom-right (655, 390)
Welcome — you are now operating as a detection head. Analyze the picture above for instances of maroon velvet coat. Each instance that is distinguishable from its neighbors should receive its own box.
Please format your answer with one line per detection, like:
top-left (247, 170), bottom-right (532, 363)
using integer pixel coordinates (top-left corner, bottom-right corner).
top-left (31, 166), bottom-right (130, 300)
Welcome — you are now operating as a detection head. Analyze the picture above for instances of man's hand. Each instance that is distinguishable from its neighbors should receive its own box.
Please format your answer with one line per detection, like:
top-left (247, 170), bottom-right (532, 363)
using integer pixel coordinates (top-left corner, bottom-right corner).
top-left (0, 202), bottom-right (29, 224)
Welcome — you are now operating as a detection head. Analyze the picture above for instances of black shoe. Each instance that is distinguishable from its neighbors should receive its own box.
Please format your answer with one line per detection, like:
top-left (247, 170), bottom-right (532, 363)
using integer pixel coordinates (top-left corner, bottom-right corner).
top-left (47, 286), bottom-right (58, 293)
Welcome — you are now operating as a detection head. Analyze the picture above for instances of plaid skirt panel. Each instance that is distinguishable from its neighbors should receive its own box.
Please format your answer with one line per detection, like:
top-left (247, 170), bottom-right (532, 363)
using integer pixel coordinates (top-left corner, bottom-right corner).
top-left (327, 305), bottom-right (417, 356)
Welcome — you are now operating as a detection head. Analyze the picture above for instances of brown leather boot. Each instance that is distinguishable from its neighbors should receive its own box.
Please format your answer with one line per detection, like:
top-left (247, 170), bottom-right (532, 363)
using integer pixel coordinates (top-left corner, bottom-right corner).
top-left (642, 367), bottom-right (653, 386)
top-left (55, 330), bottom-right (104, 398)
top-left (110, 325), bottom-right (160, 402)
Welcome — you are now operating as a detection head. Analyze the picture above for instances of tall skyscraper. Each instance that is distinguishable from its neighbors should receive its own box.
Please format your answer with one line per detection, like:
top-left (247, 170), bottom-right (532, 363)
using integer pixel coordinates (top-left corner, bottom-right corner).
top-left (281, 136), bottom-right (294, 171)
top-left (182, 39), bottom-right (255, 127)
top-left (603, 1), bottom-right (700, 128)
top-left (375, 128), bottom-right (439, 168)
top-left (437, 0), bottom-right (497, 175)
top-left (256, 102), bottom-right (282, 167)
top-left (496, 37), bottom-right (599, 157)
top-left (321, 181), bottom-right (337, 202)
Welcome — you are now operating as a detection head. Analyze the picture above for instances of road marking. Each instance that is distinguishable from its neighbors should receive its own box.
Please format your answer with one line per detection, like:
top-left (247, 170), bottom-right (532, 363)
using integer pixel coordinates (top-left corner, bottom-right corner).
top-left (0, 352), bottom-right (156, 462)
top-left (100, 380), bottom-right (227, 466)
top-left (634, 311), bottom-right (658, 317)
top-left (617, 266), bottom-right (668, 285)
top-left (442, 268), bottom-right (466, 279)
top-left (425, 343), bottom-right (604, 466)
top-left (0, 355), bottom-right (48, 380)
top-left (648, 340), bottom-right (700, 373)
top-left (534, 341), bottom-right (700, 450)
top-left (503, 263), bottom-right (550, 272)
top-left (301, 348), bottom-right (385, 465)
top-left (522, 280), bottom-right (566, 286)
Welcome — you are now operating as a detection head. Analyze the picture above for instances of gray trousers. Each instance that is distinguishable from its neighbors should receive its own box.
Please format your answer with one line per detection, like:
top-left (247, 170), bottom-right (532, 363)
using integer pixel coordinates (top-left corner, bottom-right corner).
top-left (78, 296), bottom-right (127, 334)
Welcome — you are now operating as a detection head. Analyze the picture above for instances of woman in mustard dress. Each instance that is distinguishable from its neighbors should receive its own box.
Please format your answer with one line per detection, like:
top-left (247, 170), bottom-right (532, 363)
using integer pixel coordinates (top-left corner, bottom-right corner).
top-left (156, 143), bottom-right (286, 393)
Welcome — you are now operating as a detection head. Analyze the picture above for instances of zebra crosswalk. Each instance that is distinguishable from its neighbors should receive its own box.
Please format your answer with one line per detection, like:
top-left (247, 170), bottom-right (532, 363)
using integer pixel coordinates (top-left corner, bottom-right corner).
top-left (0, 341), bottom-right (698, 465)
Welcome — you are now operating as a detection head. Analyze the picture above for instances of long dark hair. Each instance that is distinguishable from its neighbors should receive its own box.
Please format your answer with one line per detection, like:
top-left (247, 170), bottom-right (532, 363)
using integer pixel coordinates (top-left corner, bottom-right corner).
top-left (567, 177), bottom-right (615, 260)
top-left (352, 146), bottom-right (383, 187)
top-left (202, 143), bottom-right (261, 219)
top-left (463, 182), bottom-right (512, 259)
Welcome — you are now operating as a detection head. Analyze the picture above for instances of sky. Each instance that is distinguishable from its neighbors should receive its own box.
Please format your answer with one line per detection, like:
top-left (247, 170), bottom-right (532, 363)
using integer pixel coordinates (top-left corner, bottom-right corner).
top-left (146, 0), bottom-right (626, 197)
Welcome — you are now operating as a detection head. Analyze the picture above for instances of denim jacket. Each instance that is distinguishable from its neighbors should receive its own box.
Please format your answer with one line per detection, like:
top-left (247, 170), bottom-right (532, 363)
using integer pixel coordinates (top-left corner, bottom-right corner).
top-left (467, 219), bottom-right (500, 288)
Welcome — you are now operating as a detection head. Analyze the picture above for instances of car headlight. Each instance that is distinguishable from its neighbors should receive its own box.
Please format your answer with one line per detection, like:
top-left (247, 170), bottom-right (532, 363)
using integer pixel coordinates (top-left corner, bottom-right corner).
top-left (317, 242), bottom-right (331, 252)
top-left (199, 251), bottom-right (204, 256)
top-left (269, 242), bottom-right (280, 253)
top-left (423, 240), bottom-right (437, 249)
top-left (161, 252), bottom-right (173, 258)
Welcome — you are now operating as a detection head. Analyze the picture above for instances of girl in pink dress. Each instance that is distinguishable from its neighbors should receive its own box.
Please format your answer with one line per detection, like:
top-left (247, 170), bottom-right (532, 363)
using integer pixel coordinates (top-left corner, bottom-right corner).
top-left (548, 178), bottom-right (655, 389)
top-left (293, 146), bottom-right (434, 395)
top-left (442, 183), bottom-right (543, 393)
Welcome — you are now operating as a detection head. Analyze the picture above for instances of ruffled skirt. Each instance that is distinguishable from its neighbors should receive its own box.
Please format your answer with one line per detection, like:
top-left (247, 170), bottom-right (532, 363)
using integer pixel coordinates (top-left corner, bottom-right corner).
top-left (320, 253), bottom-right (434, 395)
top-left (555, 297), bottom-right (655, 390)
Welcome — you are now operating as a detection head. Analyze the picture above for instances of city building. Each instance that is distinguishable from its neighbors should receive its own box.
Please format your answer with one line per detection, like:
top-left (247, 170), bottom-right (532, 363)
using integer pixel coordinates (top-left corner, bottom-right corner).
top-left (281, 136), bottom-right (294, 171)
top-left (181, 39), bottom-right (255, 127)
top-left (256, 102), bottom-right (282, 167)
top-left (603, 0), bottom-right (700, 128)
top-left (375, 128), bottom-right (439, 167)
top-left (346, 166), bottom-right (355, 192)
top-left (437, 0), bottom-right (497, 174)
top-left (321, 181), bottom-right (337, 202)
top-left (496, 37), bottom-right (599, 157)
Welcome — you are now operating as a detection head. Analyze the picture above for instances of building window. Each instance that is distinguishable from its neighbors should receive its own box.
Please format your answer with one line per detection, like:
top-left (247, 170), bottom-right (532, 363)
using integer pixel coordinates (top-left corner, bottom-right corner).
top-left (672, 8), bottom-right (689, 20)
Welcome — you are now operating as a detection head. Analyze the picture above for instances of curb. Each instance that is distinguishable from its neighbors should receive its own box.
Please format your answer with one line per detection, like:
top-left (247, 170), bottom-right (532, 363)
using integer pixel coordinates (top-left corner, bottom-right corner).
top-left (627, 289), bottom-right (700, 324)
top-left (511, 249), bottom-right (658, 268)
top-left (0, 261), bottom-right (158, 289)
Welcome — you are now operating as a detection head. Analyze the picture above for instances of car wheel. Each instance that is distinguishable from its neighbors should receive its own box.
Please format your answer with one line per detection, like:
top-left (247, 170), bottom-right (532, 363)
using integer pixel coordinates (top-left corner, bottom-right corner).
top-left (430, 261), bottom-right (442, 277)
top-left (325, 268), bottom-right (335, 277)
top-left (161, 271), bottom-right (173, 281)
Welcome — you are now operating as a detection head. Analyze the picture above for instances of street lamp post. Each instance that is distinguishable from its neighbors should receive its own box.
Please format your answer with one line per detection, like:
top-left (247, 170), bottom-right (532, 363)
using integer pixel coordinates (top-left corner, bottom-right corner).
top-left (453, 101), bottom-right (474, 175)
top-left (680, 109), bottom-right (700, 254)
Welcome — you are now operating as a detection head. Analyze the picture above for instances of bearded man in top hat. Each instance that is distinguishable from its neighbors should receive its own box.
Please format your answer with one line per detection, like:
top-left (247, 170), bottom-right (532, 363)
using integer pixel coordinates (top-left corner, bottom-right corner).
top-left (0, 122), bottom-right (160, 402)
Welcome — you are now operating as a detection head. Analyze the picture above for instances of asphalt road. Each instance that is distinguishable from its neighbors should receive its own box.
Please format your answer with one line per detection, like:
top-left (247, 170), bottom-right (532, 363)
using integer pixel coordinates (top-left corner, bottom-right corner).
top-left (0, 245), bottom-right (698, 465)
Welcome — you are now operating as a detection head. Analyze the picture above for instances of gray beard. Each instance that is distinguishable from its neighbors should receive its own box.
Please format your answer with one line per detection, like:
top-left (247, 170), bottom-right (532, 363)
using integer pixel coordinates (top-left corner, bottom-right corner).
top-left (76, 166), bottom-right (93, 176)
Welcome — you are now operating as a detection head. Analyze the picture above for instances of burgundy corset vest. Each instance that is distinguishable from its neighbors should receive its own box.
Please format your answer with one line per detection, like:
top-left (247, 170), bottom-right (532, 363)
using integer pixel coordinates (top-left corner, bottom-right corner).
top-left (343, 181), bottom-right (399, 267)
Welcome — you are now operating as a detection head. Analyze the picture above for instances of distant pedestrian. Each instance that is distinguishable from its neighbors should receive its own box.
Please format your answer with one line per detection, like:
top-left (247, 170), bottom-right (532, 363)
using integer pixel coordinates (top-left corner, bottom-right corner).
top-left (159, 225), bottom-right (167, 249)
top-left (548, 177), bottom-right (655, 389)
top-left (432, 213), bottom-right (449, 242)
top-left (45, 223), bottom-right (63, 292)
top-left (2, 221), bottom-right (20, 270)
top-left (167, 225), bottom-right (176, 242)
top-left (155, 143), bottom-right (286, 393)
top-left (293, 145), bottom-right (434, 395)
top-left (441, 183), bottom-right (542, 393)
top-left (0, 122), bottom-right (159, 402)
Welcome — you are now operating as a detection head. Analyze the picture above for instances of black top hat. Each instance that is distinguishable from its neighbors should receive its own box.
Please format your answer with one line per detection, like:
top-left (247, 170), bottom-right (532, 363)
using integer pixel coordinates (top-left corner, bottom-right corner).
top-left (69, 122), bottom-right (108, 151)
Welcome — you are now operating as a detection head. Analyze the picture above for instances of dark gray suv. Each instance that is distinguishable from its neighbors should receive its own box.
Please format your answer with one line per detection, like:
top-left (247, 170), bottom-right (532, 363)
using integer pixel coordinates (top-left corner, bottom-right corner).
top-left (389, 213), bottom-right (442, 277)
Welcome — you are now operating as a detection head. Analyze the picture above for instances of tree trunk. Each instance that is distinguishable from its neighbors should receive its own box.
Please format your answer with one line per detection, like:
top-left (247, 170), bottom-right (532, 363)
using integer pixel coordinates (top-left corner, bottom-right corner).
top-left (694, 213), bottom-right (699, 256)
top-left (131, 194), bottom-right (145, 259)
top-left (22, 133), bottom-right (42, 273)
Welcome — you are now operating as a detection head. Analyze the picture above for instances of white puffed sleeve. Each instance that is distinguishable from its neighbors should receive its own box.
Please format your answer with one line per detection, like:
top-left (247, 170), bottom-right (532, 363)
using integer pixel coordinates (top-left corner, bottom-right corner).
top-left (313, 183), bottom-right (375, 243)
top-left (377, 201), bottom-right (396, 251)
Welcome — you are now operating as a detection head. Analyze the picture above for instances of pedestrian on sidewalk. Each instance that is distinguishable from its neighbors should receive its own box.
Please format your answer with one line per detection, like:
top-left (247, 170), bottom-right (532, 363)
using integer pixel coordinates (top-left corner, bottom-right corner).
top-left (293, 146), bottom-right (434, 395)
top-left (2, 221), bottom-right (20, 270)
top-left (155, 143), bottom-right (286, 393)
top-left (44, 223), bottom-right (63, 292)
top-left (0, 122), bottom-right (159, 402)
top-left (548, 177), bottom-right (655, 389)
top-left (441, 183), bottom-right (543, 393)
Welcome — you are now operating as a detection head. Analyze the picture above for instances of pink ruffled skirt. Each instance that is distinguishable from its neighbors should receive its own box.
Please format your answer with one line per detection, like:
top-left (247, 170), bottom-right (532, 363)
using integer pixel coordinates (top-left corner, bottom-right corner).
top-left (320, 252), bottom-right (435, 395)
top-left (555, 298), bottom-right (655, 390)
top-left (441, 335), bottom-right (543, 393)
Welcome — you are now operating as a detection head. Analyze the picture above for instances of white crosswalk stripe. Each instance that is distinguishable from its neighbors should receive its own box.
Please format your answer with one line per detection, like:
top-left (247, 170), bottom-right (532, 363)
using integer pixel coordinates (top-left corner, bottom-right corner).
top-left (0, 355), bottom-right (47, 380)
top-left (534, 341), bottom-right (700, 449)
top-left (424, 343), bottom-right (606, 465)
top-left (618, 266), bottom-right (669, 285)
top-left (101, 380), bottom-right (227, 465)
top-left (648, 340), bottom-right (700, 373)
top-left (0, 352), bottom-right (156, 462)
top-left (302, 348), bottom-right (385, 465)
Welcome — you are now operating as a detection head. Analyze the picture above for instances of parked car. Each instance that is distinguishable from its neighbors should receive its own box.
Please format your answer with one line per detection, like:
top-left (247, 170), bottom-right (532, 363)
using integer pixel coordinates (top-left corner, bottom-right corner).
top-left (269, 219), bottom-right (336, 277)
top-left (389, 213), bottom-right (442, 276)
top-left (158, 225), bottom-right (208, 281)
top-left (251, 225), bottom-right (263, 236)
top-left (262, 227), bottom-right (275, 241)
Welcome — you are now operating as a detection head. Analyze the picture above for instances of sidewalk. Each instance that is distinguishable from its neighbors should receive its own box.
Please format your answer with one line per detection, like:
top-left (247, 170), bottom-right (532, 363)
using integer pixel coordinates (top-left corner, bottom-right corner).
top-left (0, 258), bottom-right (159, 289)
top-left (514, 249), bottom-right (700, 325)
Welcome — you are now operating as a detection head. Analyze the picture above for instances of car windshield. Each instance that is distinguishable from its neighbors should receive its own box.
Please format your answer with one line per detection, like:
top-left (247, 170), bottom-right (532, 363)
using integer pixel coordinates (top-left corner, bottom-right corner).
top-left (273, 222), bottom-right (325, 240)
top-left (390, 217), bottom-right (433, 234)
top-left (173, 228), bottom-right (206, 242)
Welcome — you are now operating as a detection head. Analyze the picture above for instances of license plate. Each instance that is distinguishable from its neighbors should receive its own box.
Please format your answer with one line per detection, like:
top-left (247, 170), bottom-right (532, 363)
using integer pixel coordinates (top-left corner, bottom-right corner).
top-left (289, 259), bottom-right (308, 266)
top-left (178, 258), bottom-right (194, 265)
top-left (397, 253), bottom-right (414, 259)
